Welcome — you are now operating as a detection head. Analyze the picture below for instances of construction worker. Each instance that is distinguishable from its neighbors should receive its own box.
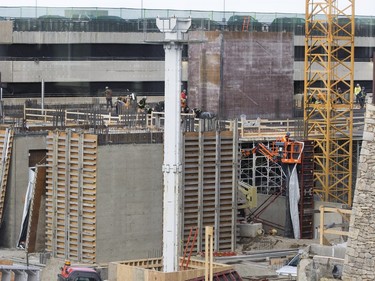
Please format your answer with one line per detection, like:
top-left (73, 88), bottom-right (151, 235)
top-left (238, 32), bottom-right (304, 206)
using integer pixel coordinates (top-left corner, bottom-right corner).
top-left (281, 132), bottom-right (291, 160)
top-left (62, 260), bottom-right (71, 276)
top-left (281, 132), bottom-right (291, 143)
top-left (359, 87), bottom-right (366, 109)
top-left (335, 87), bottom-right (343, 104)
top-left (104, 86), bottom-right (113, 110)
top-left (315, 93), bottom-right (324, 104)
top-left (354, 83), bottom-right (361, 104)
top-left (181, 89), bottom-right (187, 113)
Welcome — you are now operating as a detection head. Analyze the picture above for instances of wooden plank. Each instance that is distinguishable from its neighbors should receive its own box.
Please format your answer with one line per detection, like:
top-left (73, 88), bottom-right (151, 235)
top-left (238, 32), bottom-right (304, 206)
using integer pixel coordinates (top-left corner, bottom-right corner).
top-left (0, 128), bottom-right (14, 225)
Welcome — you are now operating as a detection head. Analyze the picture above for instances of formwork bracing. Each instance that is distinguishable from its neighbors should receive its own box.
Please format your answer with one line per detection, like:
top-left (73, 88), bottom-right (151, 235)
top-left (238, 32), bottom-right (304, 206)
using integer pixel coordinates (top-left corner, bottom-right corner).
top-left (0, 128), bottom-right (14, 226)
top-left (304, 0), bottom-right (354, 205)
top-left (240, 140), bottom-right (315, 238)
top-left (45, 130), bottom-right (98, 263)
top-left (182, 125), bottom-right (239, 253)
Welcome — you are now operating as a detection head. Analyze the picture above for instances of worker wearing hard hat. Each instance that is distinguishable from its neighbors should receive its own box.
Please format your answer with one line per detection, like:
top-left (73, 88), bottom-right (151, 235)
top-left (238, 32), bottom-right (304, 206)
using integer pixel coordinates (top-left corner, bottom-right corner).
top-left (281, 132), bottom-right (291, 143)
top-left (104, 86), bottom-right (113, 111)
top-left (354, 83), bottom-right (361, 105)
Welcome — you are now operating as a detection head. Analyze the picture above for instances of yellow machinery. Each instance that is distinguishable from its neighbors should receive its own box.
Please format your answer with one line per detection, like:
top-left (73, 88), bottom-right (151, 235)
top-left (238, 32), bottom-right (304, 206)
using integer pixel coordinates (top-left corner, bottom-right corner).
top-left (304, 0), bottom-right (355, 205)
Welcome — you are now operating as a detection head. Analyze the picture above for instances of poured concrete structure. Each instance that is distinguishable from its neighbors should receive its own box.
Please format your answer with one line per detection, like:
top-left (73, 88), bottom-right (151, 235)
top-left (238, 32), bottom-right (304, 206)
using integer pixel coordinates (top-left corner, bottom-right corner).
top-left (0, 126), bottom-right (239, 264)
top-left (188, 31), bottom-right (294, 120)
top-left (0, 132), bottom-right (164, 263)
top-left (96, 143), bottom-right (163, 263)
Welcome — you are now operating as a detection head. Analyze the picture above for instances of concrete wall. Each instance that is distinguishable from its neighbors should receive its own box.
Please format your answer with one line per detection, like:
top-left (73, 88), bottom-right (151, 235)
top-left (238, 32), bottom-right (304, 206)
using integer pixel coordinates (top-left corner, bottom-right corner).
top-left (12, 31), bottom-right (163, 44)
top-left (0, 60), bottom-right (189, 83)
top-left (0, 21), bottom-right (13, 43)
top-left (96, 143), bottom-right (163, 263)
top-left (0, 31), bottom-right (189, 84)
top-left (298, 244), bottom-right (345, 281)
top-left (256, 194), bottom-right (287, 235)
top-left (1, 30), bottom-right (373, 93)
top-left (0, 133), bottom-right (47, 247)
top-left (293, 62), bottom-right (373, 81)
top-left (188, 31), bottom-right (294, 120)
top-left (0, 133), bottom-right (164, 264)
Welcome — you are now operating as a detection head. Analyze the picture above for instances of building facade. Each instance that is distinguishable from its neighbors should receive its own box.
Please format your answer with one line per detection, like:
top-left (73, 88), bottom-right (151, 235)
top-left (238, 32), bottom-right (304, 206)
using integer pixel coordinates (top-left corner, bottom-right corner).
top-left (0, 7), bottom-right (373, 116)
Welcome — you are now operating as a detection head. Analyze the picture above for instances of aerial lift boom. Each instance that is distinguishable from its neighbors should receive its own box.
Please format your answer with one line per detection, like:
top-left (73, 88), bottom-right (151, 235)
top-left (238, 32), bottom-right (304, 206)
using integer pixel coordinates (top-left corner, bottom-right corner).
top-left (251, 134), bottom-right (303, 164)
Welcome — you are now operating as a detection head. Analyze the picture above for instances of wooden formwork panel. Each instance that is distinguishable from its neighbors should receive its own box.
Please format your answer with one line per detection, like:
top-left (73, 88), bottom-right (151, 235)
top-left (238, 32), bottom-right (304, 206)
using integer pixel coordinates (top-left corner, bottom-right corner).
top-left (182, 130), bottom-right (238, 253)
top-left (0, 128), bottom-right (14, 225)
top-left (109, 258), bottom-right (232, 281)
top-left (45, 131), bottom-right (97, 263)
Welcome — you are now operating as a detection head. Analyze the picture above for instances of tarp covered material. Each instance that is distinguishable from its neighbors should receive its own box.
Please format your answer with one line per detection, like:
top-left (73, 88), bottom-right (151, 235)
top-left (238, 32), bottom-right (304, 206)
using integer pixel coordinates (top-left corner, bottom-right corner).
top-left (289, 164), bottom-right (300, 239)
top-left (289, 141), bottom-right (304, 239)
top-left (17, 168), bottom-right (36, 248)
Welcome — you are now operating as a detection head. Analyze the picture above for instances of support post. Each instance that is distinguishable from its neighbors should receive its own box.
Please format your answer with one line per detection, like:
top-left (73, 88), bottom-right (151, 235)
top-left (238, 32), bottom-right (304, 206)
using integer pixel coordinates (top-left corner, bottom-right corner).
top-left (205, 226), bottom-right (214, 281)
top-left (319, 206), bottom-right (324, 245)
top-left (41, 79), bottom-right (45, 113)
top-left (157, 17), bottom-right (191, 273)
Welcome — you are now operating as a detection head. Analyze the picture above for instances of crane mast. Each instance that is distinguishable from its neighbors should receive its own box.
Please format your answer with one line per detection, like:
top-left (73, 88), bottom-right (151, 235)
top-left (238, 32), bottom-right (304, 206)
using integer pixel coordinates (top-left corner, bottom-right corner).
top-left (304, 0), bottom-right (355, 205)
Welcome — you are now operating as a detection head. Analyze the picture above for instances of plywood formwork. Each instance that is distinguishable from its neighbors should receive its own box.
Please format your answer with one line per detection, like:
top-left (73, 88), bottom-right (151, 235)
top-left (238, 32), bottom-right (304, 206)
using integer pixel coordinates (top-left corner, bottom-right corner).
top-left (182, 127), bottom-right (239, 253)
top-left (0, 128), bottom-right (14, 226)
top-left (108, 258), bottom-right (233, 281)
top-left (45, 130), bottom-right (98, 263)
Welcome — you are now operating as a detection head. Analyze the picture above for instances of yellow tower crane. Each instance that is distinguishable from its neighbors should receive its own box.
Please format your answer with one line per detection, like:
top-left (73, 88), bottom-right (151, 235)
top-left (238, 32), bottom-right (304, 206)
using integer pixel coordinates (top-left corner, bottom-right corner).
top-left (304, 0), bottom-right (355, 205)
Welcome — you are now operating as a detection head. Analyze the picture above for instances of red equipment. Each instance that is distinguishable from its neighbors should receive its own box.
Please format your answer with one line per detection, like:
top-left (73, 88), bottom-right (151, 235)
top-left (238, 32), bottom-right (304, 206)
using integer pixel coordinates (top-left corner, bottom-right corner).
top-left (250, 135), bottom-right (303, 164)
top-left (58, 261), bottom-right (102, 281)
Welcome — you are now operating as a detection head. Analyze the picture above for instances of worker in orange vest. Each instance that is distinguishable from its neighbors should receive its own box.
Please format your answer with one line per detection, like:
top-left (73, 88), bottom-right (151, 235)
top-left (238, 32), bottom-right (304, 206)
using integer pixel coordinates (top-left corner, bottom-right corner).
top-left (281, 132), bottom-right (291, 143)
top-left (181, 89), bottom-right (187, 113)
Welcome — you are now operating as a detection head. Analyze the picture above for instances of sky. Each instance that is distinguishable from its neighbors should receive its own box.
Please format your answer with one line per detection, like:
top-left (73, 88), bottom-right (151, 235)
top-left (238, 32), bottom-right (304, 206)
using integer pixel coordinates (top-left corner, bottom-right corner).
top-left (0, 0), bottom-right (373, 16)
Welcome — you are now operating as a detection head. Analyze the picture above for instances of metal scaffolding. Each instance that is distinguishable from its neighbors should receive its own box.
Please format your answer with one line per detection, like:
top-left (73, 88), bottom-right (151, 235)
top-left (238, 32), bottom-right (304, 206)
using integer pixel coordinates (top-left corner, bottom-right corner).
top-left (304, 0), bottom-right (355, 205)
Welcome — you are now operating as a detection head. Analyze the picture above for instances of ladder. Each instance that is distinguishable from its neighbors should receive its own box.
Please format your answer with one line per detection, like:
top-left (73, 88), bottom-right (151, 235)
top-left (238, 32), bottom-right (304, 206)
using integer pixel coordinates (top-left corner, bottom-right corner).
top-left (180, 227), bottom-right (198, 270)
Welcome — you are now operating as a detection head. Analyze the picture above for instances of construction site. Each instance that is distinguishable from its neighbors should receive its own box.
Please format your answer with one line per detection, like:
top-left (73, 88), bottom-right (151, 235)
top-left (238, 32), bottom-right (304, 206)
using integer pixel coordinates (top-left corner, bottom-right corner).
top-left (0, 0), bottom-right (375, 280)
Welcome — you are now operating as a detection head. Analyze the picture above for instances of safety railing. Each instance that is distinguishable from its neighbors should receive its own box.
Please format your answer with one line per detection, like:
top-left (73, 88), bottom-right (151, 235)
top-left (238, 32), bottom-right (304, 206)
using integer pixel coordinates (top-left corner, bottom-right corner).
top-left (22, 106), bottom-right (365, 138)
top-left (238, 118), bottom-right (300, 139)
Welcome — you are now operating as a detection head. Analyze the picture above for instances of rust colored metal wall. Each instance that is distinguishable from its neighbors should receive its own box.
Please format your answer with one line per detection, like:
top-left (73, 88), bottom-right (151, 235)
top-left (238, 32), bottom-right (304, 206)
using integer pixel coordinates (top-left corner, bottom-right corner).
top-left (188, 31), bottom-right (294, 120)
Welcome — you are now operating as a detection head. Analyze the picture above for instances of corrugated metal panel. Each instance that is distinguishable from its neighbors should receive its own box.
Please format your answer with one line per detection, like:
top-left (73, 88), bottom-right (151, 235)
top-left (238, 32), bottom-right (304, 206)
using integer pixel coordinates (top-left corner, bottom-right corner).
top-left (45, 130), bottom-right (97, 263)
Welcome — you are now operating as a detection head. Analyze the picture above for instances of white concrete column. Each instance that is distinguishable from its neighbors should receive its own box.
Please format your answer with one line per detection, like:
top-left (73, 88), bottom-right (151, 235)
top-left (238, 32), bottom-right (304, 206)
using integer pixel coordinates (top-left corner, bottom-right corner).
top-left (157, 17), bottom-right (191, 273)
top-left (162, 42), bottom-right (183, 273)
top-left (41, 79), bottom-right (45, 112)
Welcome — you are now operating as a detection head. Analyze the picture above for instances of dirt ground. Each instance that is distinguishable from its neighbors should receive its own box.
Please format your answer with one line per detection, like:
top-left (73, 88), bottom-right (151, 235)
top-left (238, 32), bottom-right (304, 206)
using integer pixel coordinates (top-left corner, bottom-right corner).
top-left (239, 234), bottom-right (319, 252)
top-left (0, 235), bottom-right (319, 281)
top-left (231, 234), bottom-right (320, 280)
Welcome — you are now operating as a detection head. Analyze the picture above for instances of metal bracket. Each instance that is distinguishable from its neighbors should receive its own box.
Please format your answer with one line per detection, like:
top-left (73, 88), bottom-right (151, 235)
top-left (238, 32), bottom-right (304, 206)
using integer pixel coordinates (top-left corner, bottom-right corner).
top-left (162, 164), bottom-right (170, 173)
